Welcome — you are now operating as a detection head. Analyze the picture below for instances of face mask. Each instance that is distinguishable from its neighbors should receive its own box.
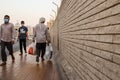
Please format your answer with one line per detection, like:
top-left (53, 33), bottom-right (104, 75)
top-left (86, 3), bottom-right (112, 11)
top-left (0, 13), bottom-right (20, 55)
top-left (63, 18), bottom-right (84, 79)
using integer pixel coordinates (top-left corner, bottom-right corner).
top-left (4, 19), bottom-right (9, 23)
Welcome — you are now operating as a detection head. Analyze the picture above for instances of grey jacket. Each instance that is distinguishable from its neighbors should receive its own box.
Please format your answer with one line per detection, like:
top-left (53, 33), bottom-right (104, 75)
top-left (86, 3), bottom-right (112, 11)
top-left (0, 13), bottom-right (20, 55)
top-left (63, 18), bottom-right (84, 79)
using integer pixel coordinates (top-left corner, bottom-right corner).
top-left (33, 23), bottom-right (50, 43)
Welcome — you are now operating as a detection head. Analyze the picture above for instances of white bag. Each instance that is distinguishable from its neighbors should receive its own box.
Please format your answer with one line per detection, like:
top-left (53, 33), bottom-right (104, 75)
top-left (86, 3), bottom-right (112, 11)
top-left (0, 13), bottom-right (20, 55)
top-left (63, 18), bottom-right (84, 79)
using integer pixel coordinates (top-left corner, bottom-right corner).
top-left (44, 43), bottom-right (53, 61)
top-left (28, 43), bottom-right (36, 55)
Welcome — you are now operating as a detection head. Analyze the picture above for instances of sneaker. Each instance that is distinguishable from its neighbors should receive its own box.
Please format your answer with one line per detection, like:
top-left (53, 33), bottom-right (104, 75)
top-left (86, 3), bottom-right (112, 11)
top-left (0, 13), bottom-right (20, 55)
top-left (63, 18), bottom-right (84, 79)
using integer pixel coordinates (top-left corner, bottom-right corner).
top-left (36, 62), bottom-right (39, 65)
top-left (25, 54), bottom-right (27, 56)
top-left (36, 57), bottom-right (39, 62)
top-left (0, 62), bottom-right (6, 66)
top-left (25, 50), bottom-right (27, 53)
top-left (12, 57), bottom-right (15, 63)
top-left (19, 53), bottom-right (23, 56)
top-left (41, 58), bottom-right (44, 62)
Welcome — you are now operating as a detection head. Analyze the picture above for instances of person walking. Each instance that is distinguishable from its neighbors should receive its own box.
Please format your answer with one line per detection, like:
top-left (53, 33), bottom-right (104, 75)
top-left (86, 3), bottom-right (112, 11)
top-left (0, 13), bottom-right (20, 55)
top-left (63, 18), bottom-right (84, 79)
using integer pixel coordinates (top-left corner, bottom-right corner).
top-left (33, 17), bottom-right (51, 63)
top-left (18, 21), bottom-right (28, 56)
top-left (0, 15), bottom-right (15, 66)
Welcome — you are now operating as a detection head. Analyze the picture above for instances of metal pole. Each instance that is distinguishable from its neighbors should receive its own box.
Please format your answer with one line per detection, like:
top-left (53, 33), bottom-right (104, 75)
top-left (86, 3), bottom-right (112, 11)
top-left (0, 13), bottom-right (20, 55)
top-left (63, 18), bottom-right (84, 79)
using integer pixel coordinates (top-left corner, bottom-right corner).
top-left (52, 2), bottom-right (59, 10)
top-left (52, 9), bottom-right (57, 18)
top-left (50, 14), bottom-right (54, 20)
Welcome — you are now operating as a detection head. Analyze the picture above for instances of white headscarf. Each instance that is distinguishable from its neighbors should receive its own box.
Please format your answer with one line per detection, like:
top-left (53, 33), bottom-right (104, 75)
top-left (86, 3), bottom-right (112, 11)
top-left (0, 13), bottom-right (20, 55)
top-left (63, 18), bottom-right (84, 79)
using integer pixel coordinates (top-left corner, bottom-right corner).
top-left (39, 17), bottom-right (45, 29)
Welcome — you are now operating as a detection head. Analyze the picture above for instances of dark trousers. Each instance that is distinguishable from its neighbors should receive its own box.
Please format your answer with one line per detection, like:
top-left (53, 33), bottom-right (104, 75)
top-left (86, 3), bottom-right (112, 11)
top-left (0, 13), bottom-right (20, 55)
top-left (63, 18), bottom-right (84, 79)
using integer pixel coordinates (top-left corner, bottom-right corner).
top-left (36, 43), bottom-right (46, 59)
top-left (1, 40), bottom-right (14, 62)
top-left (19, 39), bottom-right (26, 54)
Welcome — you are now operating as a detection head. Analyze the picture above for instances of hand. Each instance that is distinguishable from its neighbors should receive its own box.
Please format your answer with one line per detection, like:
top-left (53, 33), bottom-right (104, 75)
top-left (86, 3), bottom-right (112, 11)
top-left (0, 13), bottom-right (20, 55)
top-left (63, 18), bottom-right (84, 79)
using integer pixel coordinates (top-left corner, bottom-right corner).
top-left (46, 41), bottom-right (50, 46)
top-left (46, 42), bottom-right (50, 46)
top-left (48, 40), bottom-right (51, 43)
top-left (33, 39), bottom-right (35, 43)
top-left (11, 40), bottom-right (14, 44)
top-left (47, 41), bottom-right (51, 45)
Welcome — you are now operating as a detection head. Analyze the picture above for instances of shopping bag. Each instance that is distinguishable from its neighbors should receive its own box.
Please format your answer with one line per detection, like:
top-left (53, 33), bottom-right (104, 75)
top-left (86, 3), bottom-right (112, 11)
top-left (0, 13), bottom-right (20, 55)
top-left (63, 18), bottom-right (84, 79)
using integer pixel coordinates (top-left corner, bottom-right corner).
top-left (28, 43), bottom-right (36, 55)
top-left (44, 43), bottom-right (53, 60)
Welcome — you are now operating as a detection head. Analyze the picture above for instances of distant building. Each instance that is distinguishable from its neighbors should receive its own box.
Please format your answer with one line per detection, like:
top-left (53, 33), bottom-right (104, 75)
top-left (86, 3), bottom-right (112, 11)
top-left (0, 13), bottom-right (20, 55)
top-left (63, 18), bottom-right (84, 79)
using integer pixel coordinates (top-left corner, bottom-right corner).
top-left (27, 26), bottom-right (33, 36)
top-left (15, 21), bottom-right (20, 31)
top-left (14, 22), bottom-right (20, 38)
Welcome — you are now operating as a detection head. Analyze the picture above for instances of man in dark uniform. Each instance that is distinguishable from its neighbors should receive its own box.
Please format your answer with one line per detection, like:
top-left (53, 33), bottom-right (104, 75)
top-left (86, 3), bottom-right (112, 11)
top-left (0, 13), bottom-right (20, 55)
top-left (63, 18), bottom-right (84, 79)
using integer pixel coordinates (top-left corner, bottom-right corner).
top-left (18, 21), bottom-right (28, 55)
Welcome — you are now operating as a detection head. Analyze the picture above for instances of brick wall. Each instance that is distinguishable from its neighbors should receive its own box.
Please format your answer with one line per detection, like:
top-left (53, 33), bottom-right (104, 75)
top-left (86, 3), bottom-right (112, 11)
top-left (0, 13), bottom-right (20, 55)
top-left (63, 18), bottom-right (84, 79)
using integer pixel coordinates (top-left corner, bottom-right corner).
top-left (51, 0), bottom-right (120, 80)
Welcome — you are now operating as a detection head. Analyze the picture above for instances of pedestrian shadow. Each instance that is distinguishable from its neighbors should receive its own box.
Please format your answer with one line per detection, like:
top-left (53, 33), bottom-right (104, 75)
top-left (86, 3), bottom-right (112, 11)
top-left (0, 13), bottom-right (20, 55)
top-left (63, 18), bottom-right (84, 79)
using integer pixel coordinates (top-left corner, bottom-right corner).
top-left (19, 55), bottom-right (27, 66)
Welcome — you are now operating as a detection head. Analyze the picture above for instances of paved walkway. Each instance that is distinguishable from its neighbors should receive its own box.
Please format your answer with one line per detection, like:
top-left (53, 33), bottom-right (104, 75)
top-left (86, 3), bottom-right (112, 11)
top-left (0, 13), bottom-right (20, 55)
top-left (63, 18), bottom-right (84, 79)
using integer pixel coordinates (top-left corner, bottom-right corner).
top-left (0, 51), bottom-right (60, 80)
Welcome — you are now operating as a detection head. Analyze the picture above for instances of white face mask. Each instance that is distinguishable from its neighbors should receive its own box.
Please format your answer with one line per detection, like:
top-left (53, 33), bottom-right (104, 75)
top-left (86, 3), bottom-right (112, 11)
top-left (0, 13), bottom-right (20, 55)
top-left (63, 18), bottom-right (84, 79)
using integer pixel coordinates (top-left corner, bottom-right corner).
top-left (21, 24), bottom-right (24, 26)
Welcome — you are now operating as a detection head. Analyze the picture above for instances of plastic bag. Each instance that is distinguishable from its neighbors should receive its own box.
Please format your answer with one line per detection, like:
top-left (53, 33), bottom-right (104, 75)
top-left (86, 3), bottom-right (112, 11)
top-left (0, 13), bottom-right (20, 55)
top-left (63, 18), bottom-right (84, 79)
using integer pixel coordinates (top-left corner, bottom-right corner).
top-left (28, 43), bottom-right (36, 55)
top-left (44, 43), bottom-right (53, 60)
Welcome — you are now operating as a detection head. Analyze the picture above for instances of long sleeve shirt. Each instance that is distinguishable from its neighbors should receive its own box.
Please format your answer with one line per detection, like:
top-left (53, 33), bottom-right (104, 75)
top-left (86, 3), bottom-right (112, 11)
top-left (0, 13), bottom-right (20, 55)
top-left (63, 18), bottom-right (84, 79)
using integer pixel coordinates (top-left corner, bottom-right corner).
top-left (0, 23), bottom-right (15, 42)
top-left (33, 23), bottom-right (50, 43)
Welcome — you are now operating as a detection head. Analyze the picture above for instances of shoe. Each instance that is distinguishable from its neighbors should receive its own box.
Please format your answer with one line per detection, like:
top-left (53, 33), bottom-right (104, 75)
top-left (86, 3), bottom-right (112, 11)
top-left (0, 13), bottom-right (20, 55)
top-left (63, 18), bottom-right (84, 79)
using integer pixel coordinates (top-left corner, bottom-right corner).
top-left (25, 54), bottom-right (27, 56)
top-left (19, 53), bottom-right (23, 56)
top-left (25, 50), bottom-right (27, 53)
top-left (0, 62), bottom-right (6, 66)
top-left (36, 57), bottom-right (39, 62)
top-left (41, 58), bottom-right (44, 62)
top-left (36, 62), bottom-right (39, 65)
top-left (12, 57), bottom-right (15, 63)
